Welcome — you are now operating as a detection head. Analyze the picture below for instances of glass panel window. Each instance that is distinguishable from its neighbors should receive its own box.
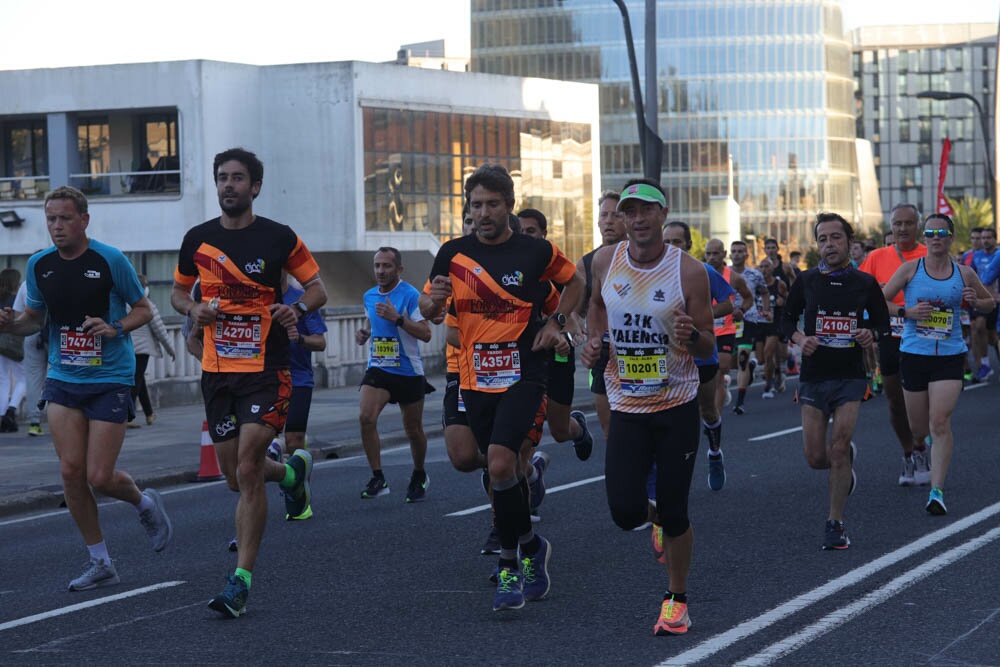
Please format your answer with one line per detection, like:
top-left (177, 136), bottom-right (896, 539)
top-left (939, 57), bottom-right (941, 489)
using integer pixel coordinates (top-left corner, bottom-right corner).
top-left (3, 118), bottom-right (48, 198)
top-left (77, 117), bottom-right (110, 195)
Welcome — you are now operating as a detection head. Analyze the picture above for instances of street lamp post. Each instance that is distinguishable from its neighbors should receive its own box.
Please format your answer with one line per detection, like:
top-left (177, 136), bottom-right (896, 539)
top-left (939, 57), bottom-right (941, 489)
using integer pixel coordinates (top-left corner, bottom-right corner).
top-left (915, 90), bottom-right (997, 230)
top-left (612, 0), bottom-right (662, 181)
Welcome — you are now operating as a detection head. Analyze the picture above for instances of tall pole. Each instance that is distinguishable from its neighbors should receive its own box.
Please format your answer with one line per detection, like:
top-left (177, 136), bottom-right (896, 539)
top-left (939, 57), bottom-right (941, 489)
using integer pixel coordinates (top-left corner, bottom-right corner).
top-left (613, 0), bottom-right (663, 181)
top-left (644, 0), bottom-right (658, 171)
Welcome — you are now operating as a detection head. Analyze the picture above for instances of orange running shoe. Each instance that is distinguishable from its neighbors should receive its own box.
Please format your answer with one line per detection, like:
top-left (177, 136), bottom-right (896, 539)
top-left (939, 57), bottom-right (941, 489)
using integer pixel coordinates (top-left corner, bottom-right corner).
top-left (651, 524), bottom-right (666, 565)
top-left (654, 597), bottom-right (691, 635)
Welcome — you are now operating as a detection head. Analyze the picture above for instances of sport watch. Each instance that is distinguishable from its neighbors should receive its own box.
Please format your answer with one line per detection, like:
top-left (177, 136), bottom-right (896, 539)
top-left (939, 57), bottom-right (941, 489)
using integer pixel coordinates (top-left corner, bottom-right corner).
top-left (395, 316), bottom-right (405, 328)
top-left (110, 320), bottom-right (124, 337)
top-left (293, 301), bottom-right (309, 316)
top-left (549, 312), bottom-right (567, 328)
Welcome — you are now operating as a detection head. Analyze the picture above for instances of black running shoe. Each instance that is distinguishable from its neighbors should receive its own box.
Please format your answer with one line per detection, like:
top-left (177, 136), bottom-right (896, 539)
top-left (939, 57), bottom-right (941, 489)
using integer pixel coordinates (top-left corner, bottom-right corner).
top-left (361, 475), bottom-right (389, 499)
top-left (405, 471), bottom-right (428, 503)
top-left (570, 410), bottom-right (593, 461)
top-left (208, 575), bottom-right (249, 618)
top-left (822, 520), bottom-right (850, 550)
top-left (282, 450), bottom-right (313, 518)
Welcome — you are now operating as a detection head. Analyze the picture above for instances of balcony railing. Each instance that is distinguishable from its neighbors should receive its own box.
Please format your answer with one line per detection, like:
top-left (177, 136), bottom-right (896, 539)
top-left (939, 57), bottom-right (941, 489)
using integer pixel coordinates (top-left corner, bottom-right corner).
top-left (69, 169), bottom-right (181, 197)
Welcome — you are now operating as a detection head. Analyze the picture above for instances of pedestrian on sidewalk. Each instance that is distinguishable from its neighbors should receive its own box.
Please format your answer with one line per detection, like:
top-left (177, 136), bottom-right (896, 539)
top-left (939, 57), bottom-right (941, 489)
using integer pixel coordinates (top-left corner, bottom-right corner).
top-left (0, 269), bottom-right (26, 432)
top-left (127, 274), bottom-right (175, 429)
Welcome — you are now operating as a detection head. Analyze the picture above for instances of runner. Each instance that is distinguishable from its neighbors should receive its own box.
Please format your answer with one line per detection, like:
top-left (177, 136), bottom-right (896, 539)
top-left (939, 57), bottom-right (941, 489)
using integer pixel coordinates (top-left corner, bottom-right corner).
top-left (355, 247), bottom-right (432, 502)
top-left (577, 190), bottom-right (628, 439)
top-left (0, 186), bottom-right (173, 590)
top-left (582, 179), bottom-right (715, 636)
top-left (729, 240), bottom-right (771, 415)
top-left (426, 164), bottom-right (583, 612)
top-left (882, 213), bottom-right (993, 515)
top-left (756, 257), bottom-right (788, 398)
top-left (171, 148), bottom-right (328, 617)
top-left (781, 213), bottom-right (890, 550)
top-left (968, 227), bottom-right (998, 381)
top-left (858, 203), bottom-right (930, 486)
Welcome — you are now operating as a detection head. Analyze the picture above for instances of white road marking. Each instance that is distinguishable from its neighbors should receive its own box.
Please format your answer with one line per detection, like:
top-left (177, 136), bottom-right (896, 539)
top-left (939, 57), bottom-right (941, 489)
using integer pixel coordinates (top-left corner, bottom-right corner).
top-left (748, 426), bottom-right (803, 441)
top-left (734, 524), bottom-right (1000, 666)
top-left (963, 382), bottom-right (992, 391)
top-left (446, 475), bottom-right (606, 517)
top-left (659, 499), bottom-right (1000, 666)
top-left (0, 581), bottom-right (185, 633)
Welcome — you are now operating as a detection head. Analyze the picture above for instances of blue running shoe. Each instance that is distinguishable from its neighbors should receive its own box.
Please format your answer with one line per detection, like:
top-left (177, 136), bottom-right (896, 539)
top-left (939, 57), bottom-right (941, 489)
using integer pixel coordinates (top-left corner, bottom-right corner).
top-left (528, 451), bottom-right (550, 511)
top-left (266, 440), bottom-right (282, 463)
top-left (521, 537), bottom-right (552, 601)
top-left (492, 567), bottom-right (524, 611)
top-left (974, 363), bottom-right (993, 382)
top-left (283, 450), bottom-right (313, 519)
top-left (926, 488), bottom-right (947, 515)
top-left (707, 450), bottom-right (725, 491)
top-left (208, 574), bottom-right (248, 618)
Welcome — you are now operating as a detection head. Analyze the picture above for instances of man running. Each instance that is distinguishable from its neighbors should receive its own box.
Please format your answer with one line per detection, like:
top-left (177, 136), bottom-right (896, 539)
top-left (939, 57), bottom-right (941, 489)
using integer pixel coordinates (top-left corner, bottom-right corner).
top-left (858, 203), bottom-right (930, 486)
top-left (577, 190), bottom-right (628, 439)
top-left (355, 247), bottom-right (433, 502)
top-left (582, 179), bottom-right (714, 636)
top-left (729, 240), bottom-right (771, 415)
top-left (782, 213), bottom-right (889, 550)
top-left (172, 148), bottom-right (327, 617)
top-left (968, 227), bottom-right (999, 381)
top-left (703, 239), bottom-right (754, 414)
top-left (0, 186), bottom-right (172, 591)
top-left (426, 164), bottom-right (583, 612)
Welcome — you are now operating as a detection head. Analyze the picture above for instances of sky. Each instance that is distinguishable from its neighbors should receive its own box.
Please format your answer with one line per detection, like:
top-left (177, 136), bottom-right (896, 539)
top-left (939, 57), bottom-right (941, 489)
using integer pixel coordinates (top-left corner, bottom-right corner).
top-left (0, 0), bottom-right (997, 71)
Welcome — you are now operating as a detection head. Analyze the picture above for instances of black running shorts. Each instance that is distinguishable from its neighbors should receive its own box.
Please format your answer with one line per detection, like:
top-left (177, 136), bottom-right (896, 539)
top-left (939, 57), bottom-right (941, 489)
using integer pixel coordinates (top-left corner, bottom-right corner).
top-left (899, 353), bottom-right (965, 392)
top-left (463, 380), bottom-right (546, 454)
top-left (202, 369), bottom-right (292, 443)
top-left (361, 367), bottom-right (426, 406)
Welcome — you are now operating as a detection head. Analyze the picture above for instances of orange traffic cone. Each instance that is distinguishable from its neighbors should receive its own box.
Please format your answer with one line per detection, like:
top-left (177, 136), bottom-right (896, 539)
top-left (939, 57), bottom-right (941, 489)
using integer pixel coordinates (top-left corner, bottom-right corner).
top-left (197, 420), bottom-right (225, 482)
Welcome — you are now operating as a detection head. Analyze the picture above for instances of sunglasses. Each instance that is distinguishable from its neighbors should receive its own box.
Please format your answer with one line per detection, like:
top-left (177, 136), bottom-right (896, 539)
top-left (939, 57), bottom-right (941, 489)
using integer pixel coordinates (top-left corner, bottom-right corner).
top-left (923, 229), bottom-right (952, 238)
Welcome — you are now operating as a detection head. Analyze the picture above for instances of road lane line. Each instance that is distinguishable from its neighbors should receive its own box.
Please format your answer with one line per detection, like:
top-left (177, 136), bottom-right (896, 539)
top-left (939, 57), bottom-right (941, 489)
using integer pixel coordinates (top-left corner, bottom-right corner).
top-left (734, 524), bottom-right (1000, 666)
top-left (748, 426), bottom-right (803, 441)
top-left (446, 475), bottom-right (606, 517)
top-left (0, 581), bottom-right (185, 633)
top-left (659, 500), bottom-right (1000, 666)
top-left (962, 382), bottom-right (991, 391)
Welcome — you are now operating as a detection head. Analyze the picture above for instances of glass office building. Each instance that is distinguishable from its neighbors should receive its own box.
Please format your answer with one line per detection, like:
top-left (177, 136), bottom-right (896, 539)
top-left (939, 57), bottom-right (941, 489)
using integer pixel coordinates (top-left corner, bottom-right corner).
top-left (851, 24), bottom-right (997, 218)
top-left (472, 0), bottom-right (870, 243)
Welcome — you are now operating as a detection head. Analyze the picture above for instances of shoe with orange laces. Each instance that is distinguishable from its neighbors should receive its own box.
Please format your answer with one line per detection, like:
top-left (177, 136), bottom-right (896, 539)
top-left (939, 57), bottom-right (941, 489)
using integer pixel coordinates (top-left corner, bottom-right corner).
top-left (654, 596), bottom-right (691, 635)
top-left (651, 524), bottom-right (666, 565)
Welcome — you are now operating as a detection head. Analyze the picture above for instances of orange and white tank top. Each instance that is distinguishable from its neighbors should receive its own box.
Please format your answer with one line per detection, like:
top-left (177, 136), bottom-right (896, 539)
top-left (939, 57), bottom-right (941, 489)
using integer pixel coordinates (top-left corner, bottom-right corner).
top-left (602, 242), bottom-right (699, 413)
top-left (714, 265), bottom-right (737, 336)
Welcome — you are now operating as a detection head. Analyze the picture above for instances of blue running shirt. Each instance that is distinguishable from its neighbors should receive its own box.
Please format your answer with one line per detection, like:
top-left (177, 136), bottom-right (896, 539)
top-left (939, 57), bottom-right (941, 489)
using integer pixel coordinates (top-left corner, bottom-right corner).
top-left (363, 280), bottom-right (425, 376)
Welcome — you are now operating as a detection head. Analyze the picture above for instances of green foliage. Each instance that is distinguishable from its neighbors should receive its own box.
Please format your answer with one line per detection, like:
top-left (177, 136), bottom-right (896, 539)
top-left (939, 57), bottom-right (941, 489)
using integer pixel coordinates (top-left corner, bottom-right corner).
top-left (946, 195), bottom-right (994, 252)
top-left (690, 227), bottom-right (707, 260)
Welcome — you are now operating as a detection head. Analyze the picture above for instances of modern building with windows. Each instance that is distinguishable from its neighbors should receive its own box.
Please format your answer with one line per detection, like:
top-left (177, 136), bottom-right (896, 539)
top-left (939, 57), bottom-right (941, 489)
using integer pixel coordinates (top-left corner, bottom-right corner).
top-left (851, 23), bottom-right (998, 220)
top-left (471, 0), bottom-right (882, 245)
top-left (0, 60), bottom-right (599, 307)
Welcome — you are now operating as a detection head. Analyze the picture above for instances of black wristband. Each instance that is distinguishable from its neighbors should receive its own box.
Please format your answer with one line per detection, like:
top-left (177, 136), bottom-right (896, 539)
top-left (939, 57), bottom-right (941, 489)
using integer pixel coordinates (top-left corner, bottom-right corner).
top-left (395, 316), bottom-right (404, 328)
top-left (898, 307), bottom-right (905, 318)
top-left (688, 328), bottom-right (701, 345)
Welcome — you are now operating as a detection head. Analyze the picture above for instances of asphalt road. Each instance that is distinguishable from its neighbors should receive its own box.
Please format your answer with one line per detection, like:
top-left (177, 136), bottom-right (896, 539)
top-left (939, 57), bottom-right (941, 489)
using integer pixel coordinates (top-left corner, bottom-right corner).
top-left (2, 378), bottom-right (999, 666)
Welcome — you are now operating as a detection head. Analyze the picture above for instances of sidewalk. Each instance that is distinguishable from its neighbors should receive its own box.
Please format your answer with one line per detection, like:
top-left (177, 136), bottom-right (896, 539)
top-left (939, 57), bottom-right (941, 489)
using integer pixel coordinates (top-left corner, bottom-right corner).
top-left (0, 369), bottom-right (596, 518)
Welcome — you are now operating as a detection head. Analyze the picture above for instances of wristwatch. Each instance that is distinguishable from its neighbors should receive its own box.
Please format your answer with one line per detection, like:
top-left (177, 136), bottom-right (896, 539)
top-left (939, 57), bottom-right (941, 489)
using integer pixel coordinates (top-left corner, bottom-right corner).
top-left (549, 312), bottom-right (567, 328)
top-left (688, 328), bottom-right (701, 345)
top-left (110, 320), bottom-right (124, 337)
top-left (293, 301), bottom-right (309, 316)
top-left (395, 316), bottom-right (405, 328)
top-left (897, 307), bottom-right (905, 318)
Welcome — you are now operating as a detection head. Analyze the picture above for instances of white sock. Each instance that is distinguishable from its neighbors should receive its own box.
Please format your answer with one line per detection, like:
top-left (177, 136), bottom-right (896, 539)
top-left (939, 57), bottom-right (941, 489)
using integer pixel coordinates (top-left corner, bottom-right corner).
top-left (708, 448), bottom-right (723, 459)
top-left (982, 357), bottom-right (990, 366)
top-left (134, 492), bottom-right (154, 514)
top-left (526, 465), bottom-right (538, 483)
top-left (87, 541), bottom-right (111, 564)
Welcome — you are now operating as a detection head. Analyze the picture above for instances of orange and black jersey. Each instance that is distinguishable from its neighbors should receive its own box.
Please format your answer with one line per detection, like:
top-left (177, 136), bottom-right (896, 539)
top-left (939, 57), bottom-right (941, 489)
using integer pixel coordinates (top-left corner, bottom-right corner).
top-left (174, 216), bottom-right (320, 373)
top-left (430, 232), bottom-right (577, 393)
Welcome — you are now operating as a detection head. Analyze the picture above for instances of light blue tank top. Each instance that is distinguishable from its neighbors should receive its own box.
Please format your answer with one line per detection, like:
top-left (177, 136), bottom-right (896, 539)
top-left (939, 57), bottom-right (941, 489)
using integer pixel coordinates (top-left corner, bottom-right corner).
top-left (901, 259), bottom-right (966, 356)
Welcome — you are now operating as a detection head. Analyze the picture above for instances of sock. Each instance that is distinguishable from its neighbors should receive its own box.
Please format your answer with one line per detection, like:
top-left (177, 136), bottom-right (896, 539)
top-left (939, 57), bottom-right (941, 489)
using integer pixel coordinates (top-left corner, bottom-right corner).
top-left (737, 388), bottom-right (746, 406)
top-left (87, 541), bottom-right (111, 565)
top-left (493, 476), bottom-right (530, 553)
top-left (411, 469), bottom-right (426, 483)
top-left (525, 464), bottom-right (538, 484)
top-left (234, 567), bottom-right (252, 589)
top-left (280, 463), bottom-right (296, 488)
top-left (982, 357), bottom-right (990, 366)
top-left (373, 468), bottom-right (384, 480)
top-left (664, 590), bottom-right (688, 604)
top-left (702, 418), bottom-right (721, 430)
top-left (133, 493), bottom-right (154, 514)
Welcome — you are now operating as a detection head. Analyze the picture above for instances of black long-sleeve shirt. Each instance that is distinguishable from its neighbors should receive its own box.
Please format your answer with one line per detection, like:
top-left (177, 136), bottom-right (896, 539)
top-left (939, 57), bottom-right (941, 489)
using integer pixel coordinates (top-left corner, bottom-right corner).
top-left (781, 267), bottom-right (890, 382)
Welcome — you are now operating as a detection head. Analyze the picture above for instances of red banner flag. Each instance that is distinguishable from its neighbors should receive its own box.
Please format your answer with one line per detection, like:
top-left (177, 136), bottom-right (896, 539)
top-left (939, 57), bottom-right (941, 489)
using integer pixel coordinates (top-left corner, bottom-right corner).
top-left (937, 138), bottom-right (955, 216)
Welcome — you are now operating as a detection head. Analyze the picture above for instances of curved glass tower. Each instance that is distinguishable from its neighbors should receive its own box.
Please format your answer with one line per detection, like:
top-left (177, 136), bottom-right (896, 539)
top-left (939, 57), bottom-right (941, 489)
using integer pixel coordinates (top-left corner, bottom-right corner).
top-left (472, 0), bottom-right (865, 243)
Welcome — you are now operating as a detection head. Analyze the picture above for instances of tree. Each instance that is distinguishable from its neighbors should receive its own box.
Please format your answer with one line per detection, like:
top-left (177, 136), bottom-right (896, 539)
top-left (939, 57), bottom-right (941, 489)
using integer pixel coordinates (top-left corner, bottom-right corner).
top-left (690, 226), bottom-right (707, 260)
top-left (946, 195), bottom-right (994, 253)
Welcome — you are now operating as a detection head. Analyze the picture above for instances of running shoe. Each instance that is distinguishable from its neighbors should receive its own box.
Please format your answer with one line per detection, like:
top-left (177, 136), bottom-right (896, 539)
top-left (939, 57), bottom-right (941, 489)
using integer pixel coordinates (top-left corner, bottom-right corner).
top-left (898, 455), bottom-right (916, 487)
top-left (405, 470), bottom-right (429, 503)
top-left (283, 450), bottom-right (313, 518)
top-left (492, 567), bottom-right (525, 611)
top-left (653, 597), bottom-right (691, 635)
top-left (521, 537), bottom-right (552, 601)
top-left (707, 450), bottom-right (726, 491)
top-left (912, 449), bottom-right (931, 486)
top-left (974, 363), bottom-right (994, 382)
top-left (733, 404), bottom-right (745, 416)
top-left (361, 475), bottom-right (389, 499)
top-left (146, 413), bottom-right (157, 426)
top-left (227, 537), bottom-right (238, 552)
top-left (528, 451), bottom-right (550, 511)
top-left (126, 421), bottom-right (141, 429)
top-left (926, 488), bottom-right (947, 515)
top-left (27, 423), bottom-right (43, 437)
top-left (822, 519), bottom-right (850, 550)
top-left (208, 574), bottom-right (249, 618)
top-left (761, 389), bottom-right (775, 399)
top-left (68, 558), bottom-right (120, 591)
top-left (570, 410), bottom-right (593, 461)
top-left (963, 371), bottom-right (974, 383)
top-left (138, 489), bottom-right (173, 552)
top-left (481, 524), bottom-right (501, 555)
top-left (266, 440), bottom-right (282, 463)
top-left (651, 523), bottom-right (666, 565)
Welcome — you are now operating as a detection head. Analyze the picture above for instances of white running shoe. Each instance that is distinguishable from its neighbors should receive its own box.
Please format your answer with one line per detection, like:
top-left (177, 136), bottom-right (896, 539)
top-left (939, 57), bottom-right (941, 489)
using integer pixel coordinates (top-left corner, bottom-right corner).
top-left (898, 455), bottom-right (916, 487)
top-left (912, 449), bottom-right (931, 486)
top-left (761, 389), bottom-right (775, 399)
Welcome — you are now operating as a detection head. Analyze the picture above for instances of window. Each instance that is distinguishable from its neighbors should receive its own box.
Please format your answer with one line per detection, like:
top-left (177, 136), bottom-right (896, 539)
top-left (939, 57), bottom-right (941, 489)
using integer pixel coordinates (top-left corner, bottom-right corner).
top-left (77, 117), bottom-right (110, 194)
top-left (3, 118), bottom-right (48, 198)
top-left (129, 112), bottom-right (180, 193)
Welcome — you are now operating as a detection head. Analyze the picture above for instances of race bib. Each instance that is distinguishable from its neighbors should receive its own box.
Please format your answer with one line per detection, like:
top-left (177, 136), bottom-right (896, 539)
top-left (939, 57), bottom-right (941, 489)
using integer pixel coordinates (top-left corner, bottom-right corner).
top-left (214, 313), bottom-right (263, 360)
top-left (457, 387), bottom-right (466, 413)
top-left (890, 316), bottom-right (904, 338)
top-left (735, 320), bottom-right (745, 337)
top-left (371, 336), bottom-right (401, 368)
top-left (815, 313), bottom-right (856, 348)
top-left (472, 341), bottom-right (521, 389)
top-left (617, 346), bottom-right (669, 396)
top-left (713, 316), bottom-right (726, 329)
top-left (59, 326), bottom-right (102, 366)
top-left (916, 306), bottom-right (954, 340)
top-left (960, 309), bottom-right (971, 326)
